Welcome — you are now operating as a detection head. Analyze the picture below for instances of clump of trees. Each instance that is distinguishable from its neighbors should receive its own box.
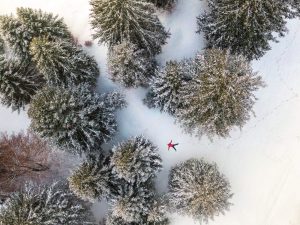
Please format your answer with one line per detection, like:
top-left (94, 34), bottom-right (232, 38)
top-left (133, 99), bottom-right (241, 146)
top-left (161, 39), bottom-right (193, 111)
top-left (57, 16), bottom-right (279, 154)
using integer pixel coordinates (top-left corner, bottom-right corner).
top-left (197, 0), bottom-right (300, 60)
top-left (90, 0), bottom-right (169, 88)
top-left (68, 136), bottom-right (169, 224)
top-left (168, 158), bottom-right (233, 223)
top-left (146, 49), bottom-right (264, 138)
top-left (0, 7), bottom-right (100, 112)
top-left (0, 182), bottom-right (96, 225)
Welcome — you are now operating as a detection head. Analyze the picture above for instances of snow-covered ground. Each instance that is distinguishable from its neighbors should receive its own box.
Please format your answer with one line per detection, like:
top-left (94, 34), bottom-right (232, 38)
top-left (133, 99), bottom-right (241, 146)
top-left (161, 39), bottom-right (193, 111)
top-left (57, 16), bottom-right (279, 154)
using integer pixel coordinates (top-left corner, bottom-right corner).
top-left (1, 0), bottom-right (300, 225)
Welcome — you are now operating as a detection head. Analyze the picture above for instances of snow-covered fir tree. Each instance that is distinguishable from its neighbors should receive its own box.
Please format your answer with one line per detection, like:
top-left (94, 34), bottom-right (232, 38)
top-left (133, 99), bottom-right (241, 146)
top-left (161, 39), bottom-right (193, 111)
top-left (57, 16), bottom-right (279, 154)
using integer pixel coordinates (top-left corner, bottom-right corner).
top-left (177, 49), bottom-right (264, 138)
top-left (107, 41), bottom-right (155, 88)
top-left (109, 180), bottom-right (154, 223)
top-left (16, 7), bottom-right (71, 42)
top-left (0, 8), bottom-right (71, 59)
top-left (68, 153), bottom-right (117, 201)
top-left (28, 84), bottom-right (125, 155)
top-left (101, 91), bottom-right (128, 111)
top-left (0, 36), bottom-right (4, 54)
top-left (168, 158), bottom-right (233, 223)
top-left (111, 136), bottom-right (162, 183)
top-left (108, 180), bottom-right (169, 224)
top-left (29, 37), bottom-right (98, 87)
top-left (197, 0), bottom-right (300, 60)
top-left (144, 60), bottom-right (192, 115)
top-left (0, 58), bottom-right (44, 112)
top-left (90, 0), bottom-right (169, 55)
top-left (0, 182), bottom-right (96, 225)
top-left (146, 196), bottom-right (170, 225)
top-left (0, 15), bottom-right (30, 58)
top-left (147, 0), bottom-right (177, 10)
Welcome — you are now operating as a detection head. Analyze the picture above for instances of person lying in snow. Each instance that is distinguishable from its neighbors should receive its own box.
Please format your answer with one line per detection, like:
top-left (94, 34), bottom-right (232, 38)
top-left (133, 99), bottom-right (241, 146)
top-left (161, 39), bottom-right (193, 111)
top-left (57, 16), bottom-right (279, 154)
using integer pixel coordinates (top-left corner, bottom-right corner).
top-left (167, 140), bottom-right (178, 151)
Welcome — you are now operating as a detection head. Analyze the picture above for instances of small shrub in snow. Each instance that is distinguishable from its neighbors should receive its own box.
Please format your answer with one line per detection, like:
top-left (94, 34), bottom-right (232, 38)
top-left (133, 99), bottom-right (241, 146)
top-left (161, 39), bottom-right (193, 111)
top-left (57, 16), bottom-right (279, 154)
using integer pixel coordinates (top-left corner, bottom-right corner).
top-left (168, 158), bottom-right (233, 223)
top-left (85, 40), bottom-right (93, 47)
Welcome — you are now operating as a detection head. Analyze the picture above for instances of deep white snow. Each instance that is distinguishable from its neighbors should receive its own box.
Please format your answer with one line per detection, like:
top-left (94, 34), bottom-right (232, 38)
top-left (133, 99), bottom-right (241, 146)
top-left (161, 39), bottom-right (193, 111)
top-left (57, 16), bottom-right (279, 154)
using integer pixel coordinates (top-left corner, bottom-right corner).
top-left (1, 1), bottom-right (300, 225)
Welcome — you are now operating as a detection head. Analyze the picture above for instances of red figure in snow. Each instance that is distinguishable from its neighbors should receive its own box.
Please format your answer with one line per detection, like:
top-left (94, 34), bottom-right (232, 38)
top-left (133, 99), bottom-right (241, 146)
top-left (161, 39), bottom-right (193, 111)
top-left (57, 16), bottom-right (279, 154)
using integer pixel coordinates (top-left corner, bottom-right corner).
top-left (167, 140), bottom-right (179, 151)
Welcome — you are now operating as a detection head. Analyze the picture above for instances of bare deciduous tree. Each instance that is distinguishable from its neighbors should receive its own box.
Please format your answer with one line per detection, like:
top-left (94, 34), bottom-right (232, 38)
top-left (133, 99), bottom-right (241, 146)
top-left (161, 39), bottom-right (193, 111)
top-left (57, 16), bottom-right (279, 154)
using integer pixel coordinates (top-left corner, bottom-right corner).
top-left (0, 131), bottom-right (55, 193)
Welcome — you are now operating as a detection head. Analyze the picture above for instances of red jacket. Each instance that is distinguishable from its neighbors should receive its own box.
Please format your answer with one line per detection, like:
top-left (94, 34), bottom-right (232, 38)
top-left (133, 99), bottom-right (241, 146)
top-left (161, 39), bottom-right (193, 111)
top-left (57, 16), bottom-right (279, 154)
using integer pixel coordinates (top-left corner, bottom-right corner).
top-left (167, 140), bottom-right (175, 150)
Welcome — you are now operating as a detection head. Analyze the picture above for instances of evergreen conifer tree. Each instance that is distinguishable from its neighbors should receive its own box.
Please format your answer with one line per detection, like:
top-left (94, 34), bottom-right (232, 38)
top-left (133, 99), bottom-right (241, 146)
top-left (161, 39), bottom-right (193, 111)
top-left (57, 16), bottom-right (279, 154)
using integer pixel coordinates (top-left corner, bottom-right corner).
top-left (68, 153), bottom-right (117, 201)
top-left (0, 8), bottom-right (71, 59)
top-left (197, 0), bottom-right (300, 60)
top-left (144, 60), bottom-right (191, 115)
top-left (108, 41), bottom-right (155, 88)
top-left (90, 0), bottom-right (169, 55)
top-left (0, 182), bottom-right (96, 225)
top-left (29, 37), bottom-right (98, 87)
top-left (177, 49), bottom-right (264, 138)
top-left (147, 0), bottom-right (177, 10)
top-left (110, 136), bottom-right (162, 183)
top-left (168, 158), bottom-right (233, 223)
top-left (28, 84), bottom-right (125, 154)
top-left (0, 36), bottom-right (5, 54)
top-left (0, 15), bottom-right (30, 58)
top-left (0, 58), bottom-right (44, 112)
top-left (16, 7), bottom-right (71, 42)
top-left (109, 180), bottom-right (154, 223)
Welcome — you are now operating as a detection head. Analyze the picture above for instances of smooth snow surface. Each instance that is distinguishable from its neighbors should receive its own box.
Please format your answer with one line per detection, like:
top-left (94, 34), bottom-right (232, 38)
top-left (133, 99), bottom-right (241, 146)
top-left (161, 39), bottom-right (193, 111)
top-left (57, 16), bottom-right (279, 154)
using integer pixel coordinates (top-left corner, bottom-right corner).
top-left (1, 1), bottom-right (300, 225)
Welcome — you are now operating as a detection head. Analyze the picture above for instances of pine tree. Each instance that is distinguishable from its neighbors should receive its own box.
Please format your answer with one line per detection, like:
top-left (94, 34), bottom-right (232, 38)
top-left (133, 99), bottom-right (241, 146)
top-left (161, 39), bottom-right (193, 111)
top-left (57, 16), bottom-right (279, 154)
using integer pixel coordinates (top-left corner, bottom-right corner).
top-left (144, 60), bottom-right (191, 115)
top-left (68, 153), bottom-right (116, 201)
top-left (0, 36), bottom-right (5, 54)
top-left (28, 85), bottom-right (125, 155)
top-left (29, 37), bottom-right (98, 87)
top-left (0, 58), bottom-right (44, 112)
top-left (90, 0), bottom-right (169, 55)
top-left (0, 182), bottom-right (96, 225)
top-left (107, 181), bottom-right (169, 224)
top-left (107, 41), bottom-right (155, 88)
top-left (177, 49), bottom-right (264, 138)
top-left (146, 196), bottom-right (170, 225)
top-left (109, 180), bottom-right (154, 223)
top-left (16, 7), bottom-right (71, 42)
top-left (0, 15), bottom-right (30, 58)
top-left (197, 0), bottom-right (300, 60)
top-left (0, 8), bottom-right (71, 59)
top-left (168, 158), bottom-right (233, 223)
top-left (147, 0), bottom-right (177, 10)
top-left (110, 136), bottom-right (162, 183)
